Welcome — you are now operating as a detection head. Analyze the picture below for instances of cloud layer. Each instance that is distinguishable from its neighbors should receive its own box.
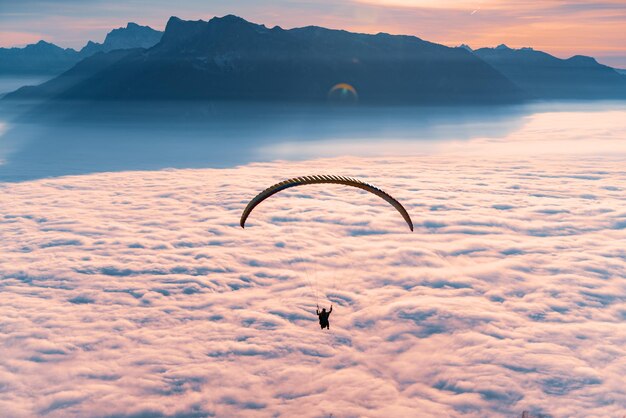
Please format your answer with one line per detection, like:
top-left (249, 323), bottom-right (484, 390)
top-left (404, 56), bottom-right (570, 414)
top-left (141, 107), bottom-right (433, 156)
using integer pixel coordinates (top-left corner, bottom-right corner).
top-left (1, 155), bottom-right (626, 417)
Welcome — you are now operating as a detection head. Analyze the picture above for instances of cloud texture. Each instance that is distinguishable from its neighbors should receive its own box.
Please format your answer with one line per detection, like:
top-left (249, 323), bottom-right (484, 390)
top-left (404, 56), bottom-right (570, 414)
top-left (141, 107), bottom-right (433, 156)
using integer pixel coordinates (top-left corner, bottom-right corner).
top-left (1, 155), bottom-right (626, 417)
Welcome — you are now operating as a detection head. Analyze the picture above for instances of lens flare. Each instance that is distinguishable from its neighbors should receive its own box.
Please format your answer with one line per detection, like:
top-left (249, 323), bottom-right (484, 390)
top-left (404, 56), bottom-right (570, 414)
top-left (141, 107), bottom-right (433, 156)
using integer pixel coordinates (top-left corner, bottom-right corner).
top-left (328, 83), bottom-right (358, 103)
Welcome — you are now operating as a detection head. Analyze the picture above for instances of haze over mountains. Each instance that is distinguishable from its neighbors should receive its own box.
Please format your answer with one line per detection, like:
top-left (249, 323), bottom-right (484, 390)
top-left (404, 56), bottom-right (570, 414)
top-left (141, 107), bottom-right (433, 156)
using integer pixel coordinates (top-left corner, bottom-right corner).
top-left (473, 44), bottom-right (626, 100)
top-left (0, 23), bottom-right (162, 75)
top-left (4, 15), bottom-right (626, 103)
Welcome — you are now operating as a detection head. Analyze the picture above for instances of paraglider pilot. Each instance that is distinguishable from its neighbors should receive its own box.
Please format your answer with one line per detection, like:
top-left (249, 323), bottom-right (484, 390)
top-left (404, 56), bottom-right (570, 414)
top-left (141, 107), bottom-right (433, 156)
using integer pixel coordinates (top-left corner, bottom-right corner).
top-left (316, 304), bottom-right (333, 330)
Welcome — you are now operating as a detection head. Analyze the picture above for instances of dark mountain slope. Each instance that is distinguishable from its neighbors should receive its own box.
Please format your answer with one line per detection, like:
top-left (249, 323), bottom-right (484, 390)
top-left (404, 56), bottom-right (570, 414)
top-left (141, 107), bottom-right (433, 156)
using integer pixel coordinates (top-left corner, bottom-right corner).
top-left (4, 49), bottom-right (141, 100)
top-left (474, 45), bottom-right (626, 99)
top-left (0, 24), bottom-right (162, 76)
top-left (0, 41), bottom-right (80, 75)
top-left (11, 15), bottom-right (523, 104)
top-left (80, 23), bottom-right (163, 56)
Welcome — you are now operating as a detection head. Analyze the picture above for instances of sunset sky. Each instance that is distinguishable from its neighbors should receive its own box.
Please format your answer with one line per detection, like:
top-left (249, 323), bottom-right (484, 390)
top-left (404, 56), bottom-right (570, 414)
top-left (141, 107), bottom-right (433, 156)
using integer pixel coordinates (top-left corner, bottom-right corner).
top-left (1, 0), bottom-right (625, 67)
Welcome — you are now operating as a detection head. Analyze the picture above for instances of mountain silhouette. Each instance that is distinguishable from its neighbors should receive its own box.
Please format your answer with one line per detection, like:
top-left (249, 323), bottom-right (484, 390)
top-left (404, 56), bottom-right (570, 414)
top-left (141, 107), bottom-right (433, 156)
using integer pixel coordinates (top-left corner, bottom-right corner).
top-left (474, 44), bottom-right (626, 99)
top-left (0, 23), bottom-right (162, 76)
top-left (6, 49), bottom-right (141, 100)
top-left (7, 16), bottom-right (626, 103)
top-left (7, 15), bottom-right (523, 104)
top-left (79, 23), bottom-right (162, 56)
top-left (0, 41), bottom-right (80, 75)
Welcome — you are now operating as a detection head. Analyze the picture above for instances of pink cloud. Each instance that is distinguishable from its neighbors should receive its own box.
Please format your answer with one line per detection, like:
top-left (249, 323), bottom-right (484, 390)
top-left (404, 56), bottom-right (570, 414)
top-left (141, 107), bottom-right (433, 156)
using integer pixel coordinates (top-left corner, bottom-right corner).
top-left (0, 31), bottom-right (46, 48)
top-left (1, 154), bottom-right (625, 416)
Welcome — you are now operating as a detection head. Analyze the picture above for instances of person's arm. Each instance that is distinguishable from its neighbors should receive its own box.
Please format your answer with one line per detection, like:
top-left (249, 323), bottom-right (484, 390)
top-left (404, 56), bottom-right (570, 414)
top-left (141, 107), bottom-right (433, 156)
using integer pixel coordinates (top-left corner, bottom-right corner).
top-left (329, 305), bottom-right (333, 314)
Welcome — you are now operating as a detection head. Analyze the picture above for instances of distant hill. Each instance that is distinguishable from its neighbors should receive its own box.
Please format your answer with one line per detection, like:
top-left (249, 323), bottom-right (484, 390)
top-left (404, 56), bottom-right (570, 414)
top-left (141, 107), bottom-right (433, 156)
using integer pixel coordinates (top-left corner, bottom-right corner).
top-left (79, 23), bottom-right (163, 56)
top-left (0, 23), bottom-right (162, 76)
top-left (6, 15), bottom-right (523, 104)
top-left (474, 44), bottom-right (626, 99)
top-left (6, 49), bottom-right (141, 100)
top-left (0, 41), bottom-right (80, 75)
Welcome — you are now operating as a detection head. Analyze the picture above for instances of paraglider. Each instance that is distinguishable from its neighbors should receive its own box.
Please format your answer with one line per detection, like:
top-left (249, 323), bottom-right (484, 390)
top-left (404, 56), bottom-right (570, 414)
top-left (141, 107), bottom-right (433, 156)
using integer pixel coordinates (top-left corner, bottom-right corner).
top-left (240, 175), bottom-right (413, 330)
top-left (240, 175), bottom-right (413, 231)
top-left (317, 305), bottom-right (333, 330)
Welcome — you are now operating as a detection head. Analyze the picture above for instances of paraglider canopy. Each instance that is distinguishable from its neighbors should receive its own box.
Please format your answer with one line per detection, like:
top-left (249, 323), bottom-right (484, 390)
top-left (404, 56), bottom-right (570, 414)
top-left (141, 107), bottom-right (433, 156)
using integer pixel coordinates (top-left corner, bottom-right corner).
top-left (240, 175), bottom-right (413, 231)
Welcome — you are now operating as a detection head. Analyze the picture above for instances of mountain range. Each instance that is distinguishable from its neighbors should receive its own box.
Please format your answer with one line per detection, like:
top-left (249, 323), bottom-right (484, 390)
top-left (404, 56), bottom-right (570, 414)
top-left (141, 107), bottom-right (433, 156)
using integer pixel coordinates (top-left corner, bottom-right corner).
top-left (0, 23), bottom-right (162, 75)
top-left (4, 15), bottom-right (626, 103)
top-left (473, 44), bottom-right (626, 99)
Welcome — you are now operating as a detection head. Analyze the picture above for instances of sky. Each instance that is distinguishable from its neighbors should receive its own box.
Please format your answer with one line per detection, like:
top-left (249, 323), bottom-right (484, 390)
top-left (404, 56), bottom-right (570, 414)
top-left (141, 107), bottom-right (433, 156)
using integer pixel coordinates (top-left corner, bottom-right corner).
top-left (0, 0), bottom-right (625, 68)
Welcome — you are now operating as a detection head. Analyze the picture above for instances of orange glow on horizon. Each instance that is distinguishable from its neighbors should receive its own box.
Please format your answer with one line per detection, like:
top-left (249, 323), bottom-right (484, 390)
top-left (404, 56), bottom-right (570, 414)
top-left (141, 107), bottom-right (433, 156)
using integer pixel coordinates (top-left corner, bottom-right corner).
top-left (1, 0), bottom-right (625, 67)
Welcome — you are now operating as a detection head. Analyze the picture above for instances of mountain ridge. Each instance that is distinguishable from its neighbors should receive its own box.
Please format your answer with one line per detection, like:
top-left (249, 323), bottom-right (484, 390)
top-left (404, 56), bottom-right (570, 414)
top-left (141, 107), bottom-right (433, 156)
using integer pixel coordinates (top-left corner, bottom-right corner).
top-left (5, 15), bottom-right (626, 103)
top-left (80, 22), bottom-right (162, 55)
top-left (473, 45), bottom-right (626, 99)
top-left (7, 14), bottom-right (523, 104)
top-left (0, 23), bottom-right (162, 75)
top-left (0, 41), bottom-right (81, 75)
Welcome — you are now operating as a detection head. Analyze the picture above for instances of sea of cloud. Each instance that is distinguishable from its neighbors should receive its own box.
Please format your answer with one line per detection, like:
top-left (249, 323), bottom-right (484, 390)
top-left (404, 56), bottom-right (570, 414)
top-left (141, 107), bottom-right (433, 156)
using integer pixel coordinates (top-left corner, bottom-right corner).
top-left (1, 155), bottom-right (625, 417)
